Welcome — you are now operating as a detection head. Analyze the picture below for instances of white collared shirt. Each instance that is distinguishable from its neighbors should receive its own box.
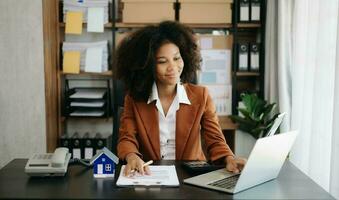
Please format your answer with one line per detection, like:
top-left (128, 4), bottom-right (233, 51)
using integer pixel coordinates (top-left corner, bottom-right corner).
top-left (147, 82), bottom-right (191, 160)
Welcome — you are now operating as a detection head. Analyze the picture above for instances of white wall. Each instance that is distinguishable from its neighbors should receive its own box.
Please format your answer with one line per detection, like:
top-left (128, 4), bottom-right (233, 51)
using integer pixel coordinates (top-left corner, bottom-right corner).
top-left (0, 0), bottom-right (46, 168)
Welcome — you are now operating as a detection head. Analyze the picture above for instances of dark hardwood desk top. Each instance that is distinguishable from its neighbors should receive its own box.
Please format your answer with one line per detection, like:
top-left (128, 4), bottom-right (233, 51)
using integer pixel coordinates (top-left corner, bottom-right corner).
top-left (0, 159), bottom-right (334, 199)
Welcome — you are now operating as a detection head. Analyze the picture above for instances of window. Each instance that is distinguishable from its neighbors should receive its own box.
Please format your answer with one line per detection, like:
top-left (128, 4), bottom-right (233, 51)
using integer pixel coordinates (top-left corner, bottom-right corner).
top-left (105, 164), bottom-right (111, 172)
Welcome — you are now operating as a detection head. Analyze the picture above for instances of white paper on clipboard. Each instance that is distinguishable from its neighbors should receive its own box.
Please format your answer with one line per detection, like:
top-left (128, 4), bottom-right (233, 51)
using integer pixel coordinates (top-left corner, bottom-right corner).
top-left (116, 165), bottom-right (179, 187)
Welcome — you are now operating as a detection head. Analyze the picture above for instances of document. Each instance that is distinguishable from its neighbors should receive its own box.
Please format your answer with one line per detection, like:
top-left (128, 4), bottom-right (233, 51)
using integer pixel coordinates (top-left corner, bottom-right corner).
top-left (70, 100), bottom-right (105, 107)
top-left (85, 47), bottom-right (103, 73)
top-left (200, 37), bottom-right (213, 49)
top-left (63, 0), bottom-right (109, 24)
top-left (205, 84), bottom-right (232, 116)
top-left (63, 51), bottom-right (81, 74)
top-left (116, 165), bottom-right (180, 187)
top-left (70, 110), bottom-right (105, 117)
top-left (199, 50), bottom-right (231, 85)
top-left (63, 40), bottom-right (109, 72)
top-left (65, 11), bottom-right (83, 34)
top-left (69, 89), bottom-right (106, 99)
top-left (87, 7), bottom-right (104, 33)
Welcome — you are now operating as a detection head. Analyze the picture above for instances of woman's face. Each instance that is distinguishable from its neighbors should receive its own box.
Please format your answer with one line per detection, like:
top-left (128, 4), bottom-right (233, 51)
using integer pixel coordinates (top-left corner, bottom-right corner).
top-left (155, 42), bottom-right (184, 86)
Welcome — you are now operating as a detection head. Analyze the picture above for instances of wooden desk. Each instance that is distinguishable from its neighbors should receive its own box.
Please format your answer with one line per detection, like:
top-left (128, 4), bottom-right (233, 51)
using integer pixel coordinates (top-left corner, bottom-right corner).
top-left (0, 159), bottom-right (334, 199)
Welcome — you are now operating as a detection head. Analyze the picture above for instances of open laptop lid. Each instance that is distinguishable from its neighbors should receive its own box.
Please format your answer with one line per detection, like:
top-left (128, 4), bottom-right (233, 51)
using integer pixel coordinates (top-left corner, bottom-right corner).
top-left (266, 112), bottom-right (286, 137)
top-left (234, 130), bottom-right (298, 193)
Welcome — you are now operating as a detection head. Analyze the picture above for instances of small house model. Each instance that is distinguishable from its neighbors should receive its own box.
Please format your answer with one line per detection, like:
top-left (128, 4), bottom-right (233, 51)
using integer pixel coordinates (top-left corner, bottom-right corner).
top-left (90, 147), bottom-right (119, 178)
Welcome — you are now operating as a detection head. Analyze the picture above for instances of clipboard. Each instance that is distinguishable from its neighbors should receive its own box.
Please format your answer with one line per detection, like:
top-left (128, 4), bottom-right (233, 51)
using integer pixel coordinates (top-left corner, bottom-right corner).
top-left (116, 165), bottom-right (179, 187)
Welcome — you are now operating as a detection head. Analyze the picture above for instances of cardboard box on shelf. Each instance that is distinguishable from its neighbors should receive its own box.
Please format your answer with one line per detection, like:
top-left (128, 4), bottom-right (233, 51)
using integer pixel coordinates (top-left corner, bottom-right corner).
top-left (196, 34), bottom-right (233, 50)
top-left (179, 0), bottom-right (233, 24)
top-left (121, 0), bottom-right (176, 23)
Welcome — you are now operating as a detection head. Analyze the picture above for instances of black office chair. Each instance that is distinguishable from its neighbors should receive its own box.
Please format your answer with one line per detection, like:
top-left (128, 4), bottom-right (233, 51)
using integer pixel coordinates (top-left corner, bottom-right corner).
top-left (112, 79), bottom-right (125, 154)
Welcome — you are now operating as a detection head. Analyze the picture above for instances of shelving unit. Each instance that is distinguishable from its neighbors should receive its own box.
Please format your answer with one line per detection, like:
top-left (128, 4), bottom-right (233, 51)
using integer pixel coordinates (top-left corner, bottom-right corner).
top-left (42, 0), bottom-right (266, 153)
top-left (51, 0), bottom-right (116, 156)
top-left (231, 0), bottom-right (266, 114)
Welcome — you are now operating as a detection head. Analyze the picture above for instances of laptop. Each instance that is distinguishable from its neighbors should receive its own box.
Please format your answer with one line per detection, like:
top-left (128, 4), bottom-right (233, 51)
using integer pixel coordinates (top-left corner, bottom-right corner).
top-left (266, 112), bottom-right (286, 137)
top-left (183, 130), bottom-right (298, 194)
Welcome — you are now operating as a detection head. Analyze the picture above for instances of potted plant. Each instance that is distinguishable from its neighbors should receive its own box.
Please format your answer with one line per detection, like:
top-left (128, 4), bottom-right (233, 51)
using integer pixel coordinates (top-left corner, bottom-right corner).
top-left (229, 93), bottom-right (279, 157)
top-left (230, 93), bottom-right (279, 139)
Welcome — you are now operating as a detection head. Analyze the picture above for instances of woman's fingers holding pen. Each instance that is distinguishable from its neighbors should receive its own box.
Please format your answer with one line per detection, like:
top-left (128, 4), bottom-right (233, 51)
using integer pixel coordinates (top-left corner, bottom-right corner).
top-left (136, 161), bottom-right (145, 175)
top-left (144, 165), bottom-right (151, 175)
top-left (134, 160), bottom-right (152, 175)
top-left (124, 153), bottom-right (143, 176)
top-left (124, 153), bottom-right (151, 176)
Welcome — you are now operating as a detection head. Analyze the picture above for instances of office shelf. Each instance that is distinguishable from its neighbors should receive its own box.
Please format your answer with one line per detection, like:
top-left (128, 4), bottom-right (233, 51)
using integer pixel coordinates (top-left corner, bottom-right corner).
top-left (237, 23), bottom-right (261, 28)
top-left (59, 22), bottom-right (113, 28)
top-left (60, 70), bottom-right (113, 76)
top-left (236, 72), bottom-right (260, 77)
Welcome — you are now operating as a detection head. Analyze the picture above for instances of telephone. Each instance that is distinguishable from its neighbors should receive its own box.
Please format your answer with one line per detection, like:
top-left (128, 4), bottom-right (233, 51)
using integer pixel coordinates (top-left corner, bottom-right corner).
top-left (25, 147), bottom-right (71, 177)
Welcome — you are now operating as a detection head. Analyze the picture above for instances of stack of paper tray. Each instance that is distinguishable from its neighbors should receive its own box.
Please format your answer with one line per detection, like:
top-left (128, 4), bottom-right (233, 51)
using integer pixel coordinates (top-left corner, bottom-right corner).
top-left (63, 0), bottom-right (110, 24)
top-left (68, 88), bottom-right (108, 117)
top-left (62, 40), bottom-right (109, 72)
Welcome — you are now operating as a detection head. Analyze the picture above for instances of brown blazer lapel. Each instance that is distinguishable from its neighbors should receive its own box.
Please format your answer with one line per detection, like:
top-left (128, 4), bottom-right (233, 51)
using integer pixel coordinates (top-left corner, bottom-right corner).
top-left (176, 85), bottom-right (200, 159)
top-left (175, 103), bottom-right (199, 159)
top-left (135, 101), bottom-right (160, 159)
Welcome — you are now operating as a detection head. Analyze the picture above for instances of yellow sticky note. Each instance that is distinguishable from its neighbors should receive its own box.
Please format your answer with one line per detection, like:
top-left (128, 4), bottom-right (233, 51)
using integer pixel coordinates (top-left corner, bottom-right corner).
top-left (63, 51), bottom-right (80, 74)
top-left (65, 11), bottom-right (83, 34)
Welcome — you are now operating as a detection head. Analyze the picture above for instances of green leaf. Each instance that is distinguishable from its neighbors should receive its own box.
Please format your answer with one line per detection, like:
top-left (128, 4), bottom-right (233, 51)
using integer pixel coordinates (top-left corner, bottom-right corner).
top-left (232, 93), bottom-right (280, 139)
top-left (238, 108), bottom-right (251, 119)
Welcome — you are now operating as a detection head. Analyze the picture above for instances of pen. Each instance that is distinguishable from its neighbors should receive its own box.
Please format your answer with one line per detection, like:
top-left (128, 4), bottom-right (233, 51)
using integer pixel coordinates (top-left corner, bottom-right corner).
top-left (130, 160), bottom-right (153, 174)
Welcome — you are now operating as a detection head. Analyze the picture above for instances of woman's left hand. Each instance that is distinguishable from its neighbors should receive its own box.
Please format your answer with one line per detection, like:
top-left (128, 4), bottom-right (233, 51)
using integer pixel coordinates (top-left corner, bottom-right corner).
top-left (225, 156), bottom-right (246, 173)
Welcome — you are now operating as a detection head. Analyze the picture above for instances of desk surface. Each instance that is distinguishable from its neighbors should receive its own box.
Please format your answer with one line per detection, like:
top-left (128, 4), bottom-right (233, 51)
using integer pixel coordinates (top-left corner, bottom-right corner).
top-left (0, 159), bottom-right (334, 199)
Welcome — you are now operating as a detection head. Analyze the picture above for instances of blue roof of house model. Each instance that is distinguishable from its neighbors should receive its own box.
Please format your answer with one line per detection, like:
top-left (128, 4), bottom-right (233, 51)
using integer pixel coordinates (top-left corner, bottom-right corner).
top-left (90, 147), bottom-right (119, 165)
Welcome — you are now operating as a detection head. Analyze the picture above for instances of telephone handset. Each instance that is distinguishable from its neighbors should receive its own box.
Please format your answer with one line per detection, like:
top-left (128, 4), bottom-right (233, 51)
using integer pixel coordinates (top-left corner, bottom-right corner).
top-left (25, 147), bottom-right (71, 177)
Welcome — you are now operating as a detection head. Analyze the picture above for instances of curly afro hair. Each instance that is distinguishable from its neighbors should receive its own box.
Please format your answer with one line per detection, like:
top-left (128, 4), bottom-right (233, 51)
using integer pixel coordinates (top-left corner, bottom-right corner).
top-left (114, 21), bottom-right (201, 102)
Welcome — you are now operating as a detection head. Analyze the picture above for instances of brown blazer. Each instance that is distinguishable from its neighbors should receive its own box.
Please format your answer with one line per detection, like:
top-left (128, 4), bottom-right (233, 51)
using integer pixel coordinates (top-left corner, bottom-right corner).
top-left (117, 83), bottom-right (234, 162)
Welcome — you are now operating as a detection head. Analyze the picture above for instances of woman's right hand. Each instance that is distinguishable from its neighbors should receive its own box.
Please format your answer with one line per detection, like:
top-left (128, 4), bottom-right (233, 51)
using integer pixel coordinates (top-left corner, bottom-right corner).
top-left (124, 153), bottom-right (150, 176)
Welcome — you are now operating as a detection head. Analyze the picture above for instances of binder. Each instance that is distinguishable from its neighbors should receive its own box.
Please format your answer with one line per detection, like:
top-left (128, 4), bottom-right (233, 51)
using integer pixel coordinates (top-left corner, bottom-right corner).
top-left (83, 132), bottom-right (94, 160)
top-left (250, 0), bottom-right (261, 22)
top-left (239, 0), bottom-right (250, 22)
top-left (59, 134), bottom-right (71, 153)
top-left (94, 132), bottom-right (107, 154)
top-left (71, 132), bottom-right (82, 159)
top-left (250, 43), bottom-right (260, 71)
top-left (238, 43), bottom-right (249, 71)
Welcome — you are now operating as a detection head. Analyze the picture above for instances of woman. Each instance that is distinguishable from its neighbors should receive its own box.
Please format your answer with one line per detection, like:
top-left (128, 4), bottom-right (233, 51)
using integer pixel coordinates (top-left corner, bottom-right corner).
top-left (115, 21), bottom-right (245, 176)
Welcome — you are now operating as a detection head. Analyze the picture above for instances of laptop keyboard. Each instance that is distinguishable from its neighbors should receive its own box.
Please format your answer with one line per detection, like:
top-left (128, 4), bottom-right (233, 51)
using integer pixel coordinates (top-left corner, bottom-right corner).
top-left (207, 174), bottom-right (240, 189)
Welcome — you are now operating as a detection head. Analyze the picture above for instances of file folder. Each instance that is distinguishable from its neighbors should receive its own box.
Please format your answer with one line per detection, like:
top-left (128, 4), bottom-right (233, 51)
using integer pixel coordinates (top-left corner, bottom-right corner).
top-left (239, 0), bottom-right (250, 22)
top-left (250, 0), bottom-right (261, 22)
top-left (237, 43), bottom-right (249, 71)
top-left (71, 132), bottom-right (82, 159)
top-left (83, 132), bottom-right (94, 160)
top-left (250, 43), bottom-right (260, 71)
top-left (65, 11), bottom-right (83, 35)
top-left (63, 51), bottom-right (81, 74)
